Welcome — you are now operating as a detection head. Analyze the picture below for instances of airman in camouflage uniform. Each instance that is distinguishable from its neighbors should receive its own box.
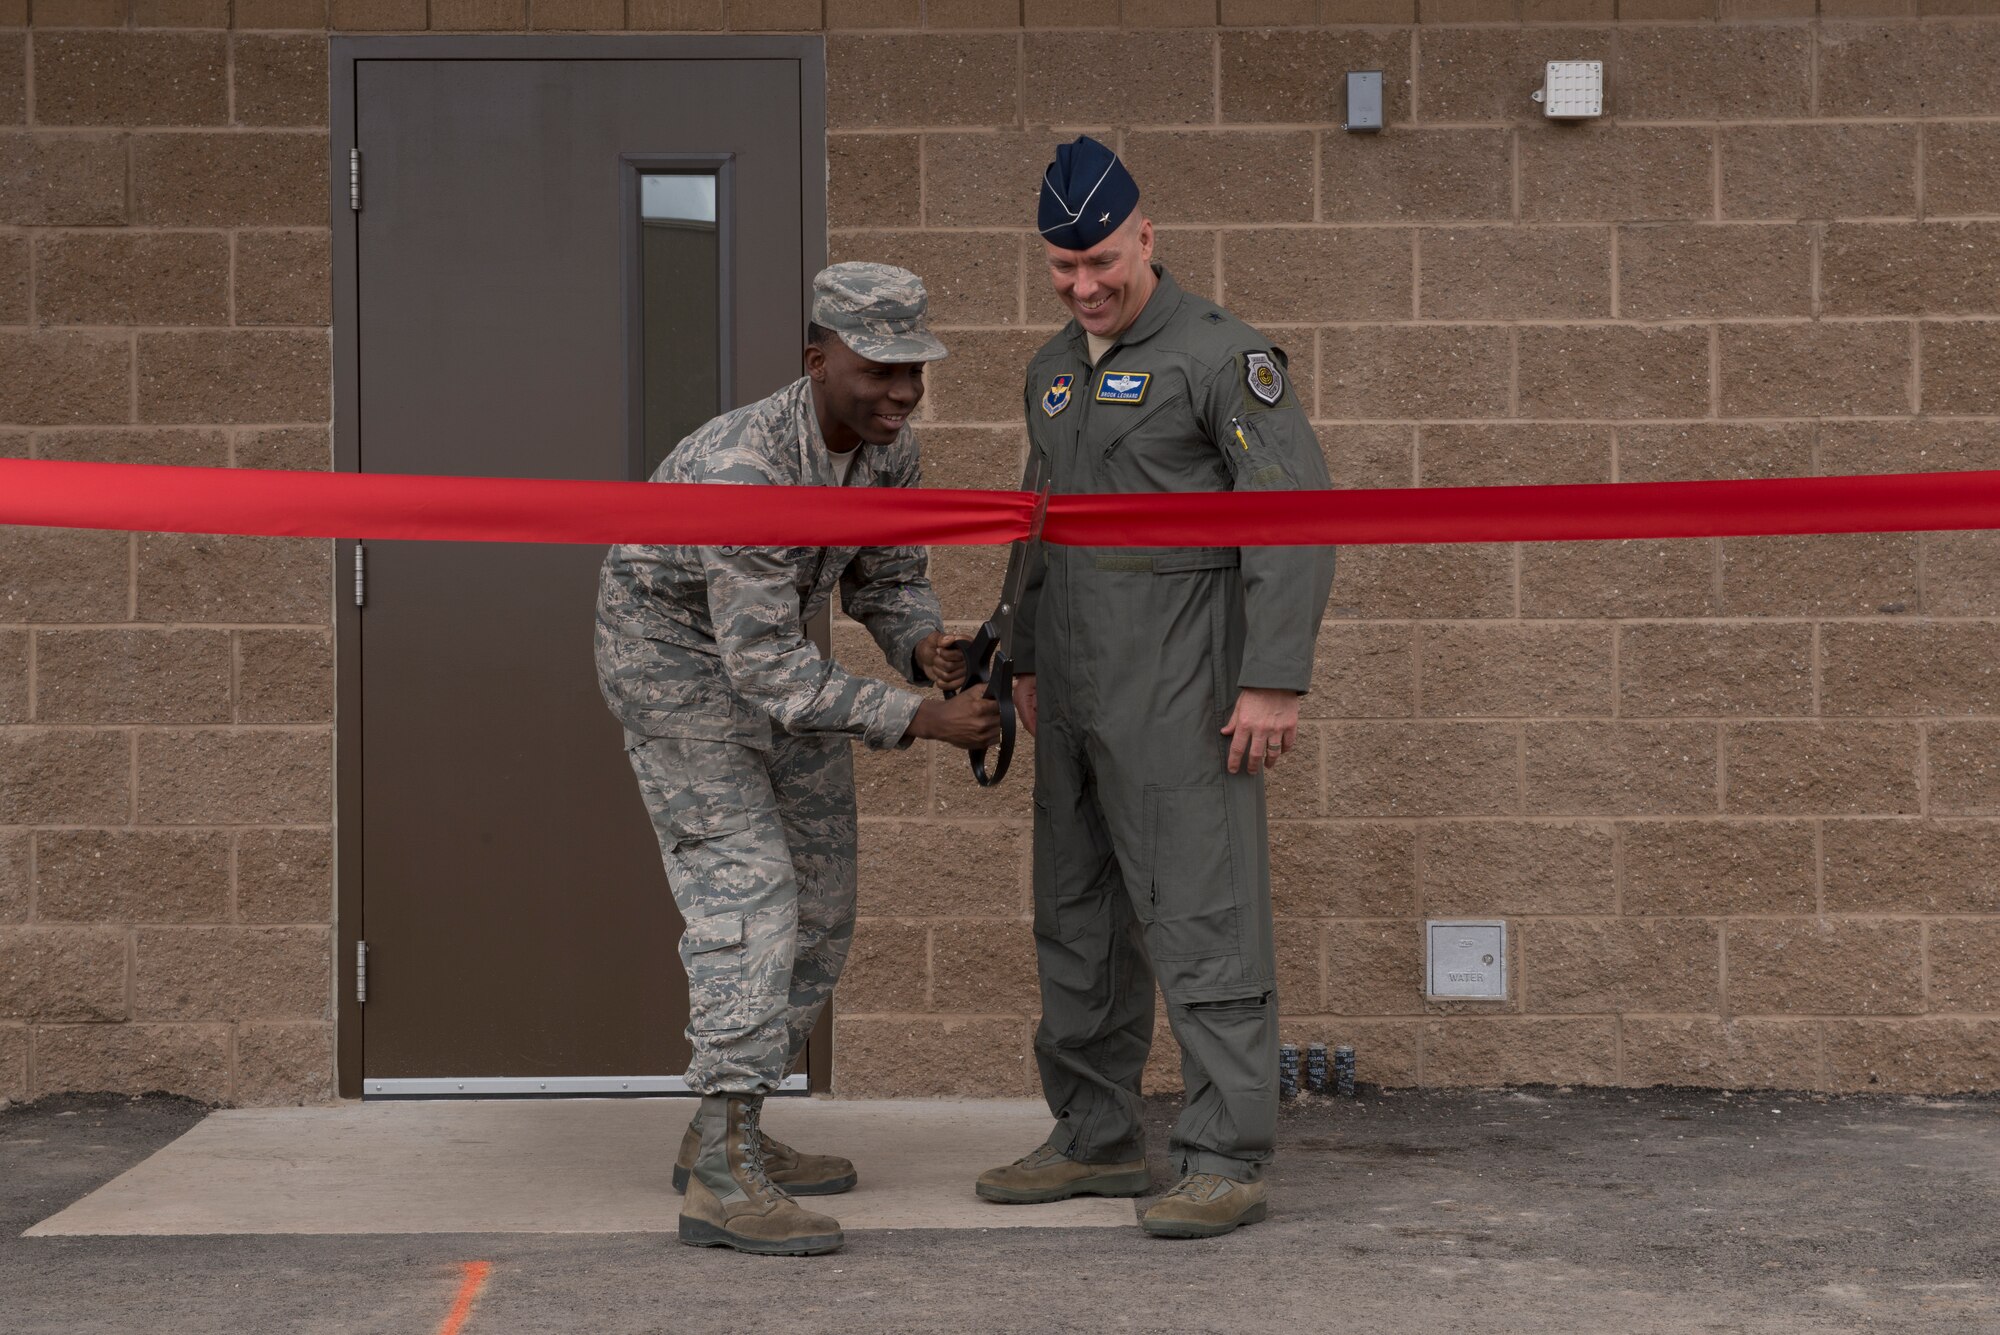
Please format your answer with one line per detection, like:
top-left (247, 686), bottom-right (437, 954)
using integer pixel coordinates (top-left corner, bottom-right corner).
top-left (596, 263), bottom-right (1000, 1256)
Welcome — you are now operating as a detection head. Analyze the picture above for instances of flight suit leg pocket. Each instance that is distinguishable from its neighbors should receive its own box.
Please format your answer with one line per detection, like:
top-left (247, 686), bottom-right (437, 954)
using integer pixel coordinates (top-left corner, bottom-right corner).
top-left (1033, 795), bottom-right (1110, 945)
top-left (1143, 784), bottom-right (1246, 969)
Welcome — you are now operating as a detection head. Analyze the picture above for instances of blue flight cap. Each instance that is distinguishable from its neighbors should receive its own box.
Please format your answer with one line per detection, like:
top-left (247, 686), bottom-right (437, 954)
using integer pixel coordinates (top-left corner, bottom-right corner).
top-left (1037, 135), bottom-right (1140, 252)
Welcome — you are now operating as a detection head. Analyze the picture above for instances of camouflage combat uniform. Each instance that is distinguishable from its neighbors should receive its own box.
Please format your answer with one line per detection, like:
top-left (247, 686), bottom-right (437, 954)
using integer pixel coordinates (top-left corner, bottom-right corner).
top-left (596, 374), bottom-right (944, 1094)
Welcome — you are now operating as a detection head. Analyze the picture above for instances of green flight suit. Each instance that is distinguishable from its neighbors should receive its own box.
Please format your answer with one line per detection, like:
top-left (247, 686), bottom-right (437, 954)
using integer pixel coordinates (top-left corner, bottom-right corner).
top-left (1015, 266), bottom-right (1335, 1182)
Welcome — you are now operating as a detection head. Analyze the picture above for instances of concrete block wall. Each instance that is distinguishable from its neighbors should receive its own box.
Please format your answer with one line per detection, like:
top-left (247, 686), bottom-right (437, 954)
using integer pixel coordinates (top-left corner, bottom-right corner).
top-left (2, 0), bottom-right (1998, 1104)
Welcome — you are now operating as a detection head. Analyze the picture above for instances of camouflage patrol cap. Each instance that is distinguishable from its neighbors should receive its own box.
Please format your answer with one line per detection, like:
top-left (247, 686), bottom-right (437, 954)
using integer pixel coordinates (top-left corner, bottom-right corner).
top-left (811, 262), bottom-right (949, 364)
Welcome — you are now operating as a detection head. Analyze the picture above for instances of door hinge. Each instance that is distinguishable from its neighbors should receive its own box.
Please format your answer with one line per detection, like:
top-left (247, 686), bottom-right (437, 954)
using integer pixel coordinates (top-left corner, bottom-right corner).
top-left (355, 940), bottom-right (369, 1004)
top-left (349, 148), bottom-right (362, 212)
top-left (353, 541), bottom-right (366, 607)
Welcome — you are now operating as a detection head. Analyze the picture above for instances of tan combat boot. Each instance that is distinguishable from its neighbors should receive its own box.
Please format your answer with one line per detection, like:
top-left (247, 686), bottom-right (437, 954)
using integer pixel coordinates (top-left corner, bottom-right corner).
top-left (677, 1095), bottom-right (844, 1256)
top-left (672, 1107), bottom-right (857, 1197)
top-left (1139, 1171), bottom-right (1268, 1239)
top-left (975, 1142), bottom-right (1151, 1204)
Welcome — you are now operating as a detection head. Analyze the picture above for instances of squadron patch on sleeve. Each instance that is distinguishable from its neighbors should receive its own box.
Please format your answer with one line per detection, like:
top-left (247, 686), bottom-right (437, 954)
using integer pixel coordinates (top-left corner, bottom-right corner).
top-left (1042, 373), bottom-right (1074, 417)
top-left (1245, 352), bottom-right (1284, 407)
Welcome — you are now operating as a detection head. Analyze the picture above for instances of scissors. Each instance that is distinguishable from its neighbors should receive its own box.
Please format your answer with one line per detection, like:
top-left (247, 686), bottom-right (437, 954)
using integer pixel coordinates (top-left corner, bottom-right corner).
top-left (945, 464), bottom-right (1051, 788)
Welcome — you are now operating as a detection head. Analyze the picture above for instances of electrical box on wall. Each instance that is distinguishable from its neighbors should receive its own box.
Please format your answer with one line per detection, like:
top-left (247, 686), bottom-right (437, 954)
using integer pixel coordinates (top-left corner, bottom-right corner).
top-left (1344, 71), bottom-right (1383, 133)
top-left (1427, 920), bottom-right (1507, 1000)
top-left (1532, 60), bottom-right (1604, 120)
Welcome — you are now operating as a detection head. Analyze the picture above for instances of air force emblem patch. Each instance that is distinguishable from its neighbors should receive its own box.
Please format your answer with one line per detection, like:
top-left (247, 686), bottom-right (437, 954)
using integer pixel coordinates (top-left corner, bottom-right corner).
top-left (1095, 370), bottom-right (1151, 405)
top-left (1245, 352), bottom-right (1284, 407)
top-left (1042, 373), bottom-right (1074, 417)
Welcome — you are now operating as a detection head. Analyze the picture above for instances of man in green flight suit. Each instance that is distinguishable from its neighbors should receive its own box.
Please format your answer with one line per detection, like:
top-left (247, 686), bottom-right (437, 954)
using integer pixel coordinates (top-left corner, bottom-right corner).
top-left (974, 137), bottom-right (1336, 1238)
top-left (598, 263), bottom-right (1000, 1256)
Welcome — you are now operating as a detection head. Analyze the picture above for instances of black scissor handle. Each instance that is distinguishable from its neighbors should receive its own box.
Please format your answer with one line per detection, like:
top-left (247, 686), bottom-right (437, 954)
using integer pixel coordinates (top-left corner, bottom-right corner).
top-left (944, 624), bottom-right (1017, 788)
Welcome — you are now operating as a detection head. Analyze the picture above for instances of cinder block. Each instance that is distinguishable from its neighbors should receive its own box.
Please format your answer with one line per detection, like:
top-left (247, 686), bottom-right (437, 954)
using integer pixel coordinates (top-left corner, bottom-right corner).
top-left (857, 820), bottom-right (1026, 917)
top-left (1622, 1017), bottom-right (1820, 1091)
top-left (922, 131), bottom-right (1050, 229)
top-left (1821, 623), bottom-right (2000, 718)
top-left (838, 919), bottom-right (928, 1012)
top-left (236, 425), bottom-right (331, 471)
top-left (1320, 325), bottom-right (1510, 419)
top-left (1725, 321), bottom-right (1915, 418)
top-left (932, 918), bottom-right (1038, 1013)
top-left (1613, 24), bottom-right (1810, 122)
top-left (0, 1023), bottom-right (23, 1101)
top-left (1422, 1016), bottom-right (1616, 1086)
top-left (1264, 722), bottom-right (1324, 818)
top-left (827, 0), bottom-right (920, 26)
top-left (0, 35), bottom-right (23, 125)
top-left (35, 32), bottom-right (228, 127)
top-left (1519, 540), bottom-right (1716, 620)
top-left (235, 1021), bottom-right (334, 1105)
top-left (1421, 819), bottom-right (1616, 916)
top-left (1815, 419), bottom-right (2000, 480)
top-left (1720, 533), bottom-right (1917, 617)
top-left (29, 0), bottom-right (126, 23)
top-left (832, 1014), bottom-right (1035, 1095)
top-left (0, 233), bottom-right (23, 322)
top-left (1929, 919), bottom-right (2000, 1014)
top-left (0, 631), bottom-right (22, 725)
top-left (233, 0), bottom-right (329, 25)
top-left (1219, 0), bottom-right (1314, 20)
top-left (1823, 819), bottom-right (2000, 914)
top-left (0, 729), bottom-right (129, 824)
top-left (236, 827), bottom-right (333, 923)
top-left (1617, 623), bottom-right (1813, 718)
top-left (1329, 544), bottom-right (1515, 620)
top-left (1420, 227), bottom-right (1610, 322)
top-left (911, 425), bottom-right (1024, 492)
top-left (1522, 917), bottom-right (1718, 1014)
top-left (1222, 226), bottom-right (1407, 321)
top-left (235, 230), bottom-right (332, 327)
top-left (39, 232), bottom-right (229, 328)
top-left (134, 925), bottom-right (332, 1020)
top-left (1819, 20), bottom-right (2000, 120)
top-left (1125, 133), bottom-right (1317, 227)
top-left (133, 132), bottom-right (329, 227)
top-left (723, 0), bottom-right (819, 27)
top-left (0, 131), bottom-right (125, 226)
top-left (1523, 721), bottom-right (1718, 817)
top-left (1925, 122), bottom-right (2000, 218)
top-left (1922, 321), bottom-right (2000, 415)
top-left (36, 629), bottom-right (232, 725)
top-left (827, 34), bottom-right (1019, 128)
top-left (137, 534), bottom-right (331, 624)
top-left (0, 926), bottom-right (129, 1021)
top-left (232, 34), bottom-right (326, 126)
top-left (1930, 722), bottom-right (2000, 816)
top-left (1728, 917), bottom-right (1924, 1016)
top-left (36, 830), bottom-right (232, 923)
top-left (1324, 721), bottom-right (1520, 818)
top-left (1317, 424), bottom-right (1413, 490)
top-left (1270, 821), bottom-right (1416, 917)
top-left (33, 1022), bottom-right (232, 1100)
top-left (1219, 28), bottom-right (1411, 125)
top-left (0, 528), bottom-right (130, 623)
top-left (1721, 124), bottom-right (1917, 221)
top-left (1822, 222), bottom-right (2000, 318)
top-left (1823, 1018), bottom-right (2000, 1095)
top-left (138, 330), bottom-right (330, 423)
top-left (1303, 622), bottom-right (1412, 719)
top-left (0, 330), bottom-right (131, 425)
top-left (1622, 819), bottom-right (1816, 916)
top-left (134, 728), bottom-right (333, 825)
top-left (1122, 0), bottom-right (1215, 24)
top-left (1414, 27), bottom-right (1612, 125)
top-left (830, 133), bottom-right (921, 229)
top-left (922, 328), bottom-right (1047, 423)
top-left (1323, 129), bottom-right (1513, 225)
top-left (329, 0), bottom-right (426, 27)
top-left (1417, 423), bottom-right (1611, 488)
top-left (1724, 722), bottom-right (1920, 817)
top-left (1325, 919), bottom-right (1423, 1017)
top-left (36, 427), bottom-right (227, 466)
top-left (236, 629), bottom-right (332, 723)
top-left (428, 0), bottom-right (529, 26)
top-left (1924, 535), bottom-right (2000, 617)
top-left (831, 230), bottom-right (1019, 326)
top-left (1518, 324), bottom-right (1711, 420)
top-left (1618, 224), bottom-right (1812, 321)
top-left (1024, 30), bottom-right (1213, 125)
top-left (1617, 422), bottom-right (1813, 483)
top-left (1417, 622), bottom-right (1612, 718)
top-left (1022, 0), bottom-right (1118, 22)
top-left (627, 0), bottom-right (724, 29)
top-left (529, 0), bottom-right (627, 30)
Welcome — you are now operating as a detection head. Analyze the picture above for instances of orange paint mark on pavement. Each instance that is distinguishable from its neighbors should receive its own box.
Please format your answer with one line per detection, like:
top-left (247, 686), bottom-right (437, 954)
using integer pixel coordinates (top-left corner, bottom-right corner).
top-left (437, 1261), bottom-right (493, 1335)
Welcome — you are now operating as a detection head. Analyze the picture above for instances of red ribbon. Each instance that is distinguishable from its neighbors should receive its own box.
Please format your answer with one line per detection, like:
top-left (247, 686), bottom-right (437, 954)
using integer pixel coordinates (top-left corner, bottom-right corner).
top-left (2, 458), bottom-right (1998, 548)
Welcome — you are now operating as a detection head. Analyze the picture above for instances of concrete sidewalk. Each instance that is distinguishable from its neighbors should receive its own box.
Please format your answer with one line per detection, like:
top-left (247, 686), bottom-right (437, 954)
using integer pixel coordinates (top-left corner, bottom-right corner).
top-left (5, 1086), bottom-right (1997, 1334)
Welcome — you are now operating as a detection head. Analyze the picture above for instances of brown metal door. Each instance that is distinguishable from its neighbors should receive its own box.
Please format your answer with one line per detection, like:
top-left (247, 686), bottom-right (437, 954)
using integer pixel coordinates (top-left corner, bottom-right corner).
top-left (334, 39), bottom-right (826, 1094)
